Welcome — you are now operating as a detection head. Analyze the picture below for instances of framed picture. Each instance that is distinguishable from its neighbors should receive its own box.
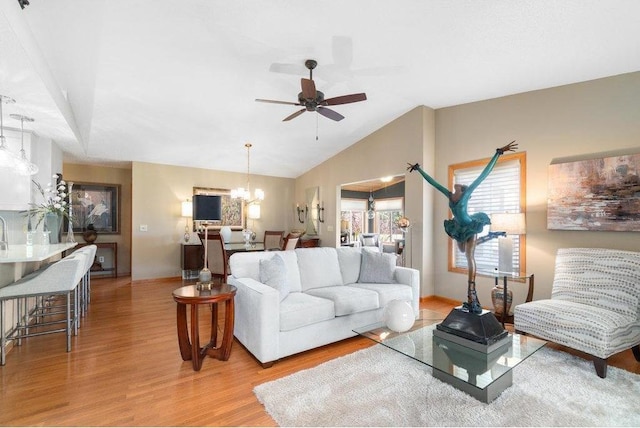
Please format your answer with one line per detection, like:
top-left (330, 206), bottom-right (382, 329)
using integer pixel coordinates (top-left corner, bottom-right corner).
top-left (65, 182), bottom-right (120, 234)
top-left (548, 151), bottom-right (640, 231)
top-left (193, 187), bottom-right (244, 230)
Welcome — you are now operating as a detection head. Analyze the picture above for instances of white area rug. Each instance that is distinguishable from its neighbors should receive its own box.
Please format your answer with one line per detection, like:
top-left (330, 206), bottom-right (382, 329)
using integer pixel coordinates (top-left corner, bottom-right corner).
top-left (254, 345), bottom-right (640, 426)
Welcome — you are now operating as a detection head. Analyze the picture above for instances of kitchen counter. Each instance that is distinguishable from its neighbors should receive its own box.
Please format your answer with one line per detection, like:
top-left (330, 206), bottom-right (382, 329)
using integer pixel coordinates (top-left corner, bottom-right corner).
top-left (0, 243), bottom-right (77, 263)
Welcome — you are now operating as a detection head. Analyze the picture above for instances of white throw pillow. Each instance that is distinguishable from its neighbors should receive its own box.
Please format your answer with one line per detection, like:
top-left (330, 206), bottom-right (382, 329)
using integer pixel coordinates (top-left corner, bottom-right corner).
top-left (358, 249), bottom-right (396, 284)
top-left (259, 253), bottom-right (289, 301)
top-left (296, 247), bottom-right (343, 291)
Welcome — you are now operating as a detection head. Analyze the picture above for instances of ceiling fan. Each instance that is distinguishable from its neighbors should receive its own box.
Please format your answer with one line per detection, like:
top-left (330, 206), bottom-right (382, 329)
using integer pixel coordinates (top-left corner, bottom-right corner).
top-left (256, 59), bottom-right (367, 122)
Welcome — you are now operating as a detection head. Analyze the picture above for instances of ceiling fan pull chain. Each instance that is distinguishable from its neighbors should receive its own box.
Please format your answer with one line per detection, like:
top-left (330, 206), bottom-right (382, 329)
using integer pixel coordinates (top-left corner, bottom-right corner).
top-left (316, 112), bottom-right (319, 141)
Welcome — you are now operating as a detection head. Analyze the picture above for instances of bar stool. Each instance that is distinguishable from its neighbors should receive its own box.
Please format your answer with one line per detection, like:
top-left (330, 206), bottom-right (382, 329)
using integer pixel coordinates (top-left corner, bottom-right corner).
top-left (0, 258), bottom-right (86, 365)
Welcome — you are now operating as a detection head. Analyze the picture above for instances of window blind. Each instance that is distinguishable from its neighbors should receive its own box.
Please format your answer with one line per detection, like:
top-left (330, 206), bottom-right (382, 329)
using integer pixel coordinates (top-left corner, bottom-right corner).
top-left (452, 158), bottom-right (522, 273)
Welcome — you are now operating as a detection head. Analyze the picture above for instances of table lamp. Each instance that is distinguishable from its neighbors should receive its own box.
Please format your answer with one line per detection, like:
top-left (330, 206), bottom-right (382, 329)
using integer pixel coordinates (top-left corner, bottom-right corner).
top-left (193, 195), bottom-right (222, 286)
top-left (490, 213), bottom-right (526, 273)
top-left (181, 199), bottom-right (192, 243)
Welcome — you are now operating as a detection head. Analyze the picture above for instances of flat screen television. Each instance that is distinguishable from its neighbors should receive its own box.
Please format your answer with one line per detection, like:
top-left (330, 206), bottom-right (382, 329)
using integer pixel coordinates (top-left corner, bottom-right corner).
top-left (192, 195), bottom-right (222, 221)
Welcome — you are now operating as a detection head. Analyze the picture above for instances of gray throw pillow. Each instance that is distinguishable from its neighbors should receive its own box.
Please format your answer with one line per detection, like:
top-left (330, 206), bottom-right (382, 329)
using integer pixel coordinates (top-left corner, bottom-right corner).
top-left (358, 249), bottom-right (396, 284)
top-left (259, 253), bottom-right (290, 301)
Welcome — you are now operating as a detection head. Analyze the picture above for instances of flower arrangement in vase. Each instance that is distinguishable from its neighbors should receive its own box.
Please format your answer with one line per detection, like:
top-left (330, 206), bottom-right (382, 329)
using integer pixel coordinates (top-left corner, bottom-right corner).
top-left (28, 174), bottom-right (69, 244)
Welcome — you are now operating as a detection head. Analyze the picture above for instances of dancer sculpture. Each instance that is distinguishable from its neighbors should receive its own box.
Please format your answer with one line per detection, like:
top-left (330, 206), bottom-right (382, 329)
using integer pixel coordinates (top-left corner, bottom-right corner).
top-left (408, 141), bottom-right (518, 314)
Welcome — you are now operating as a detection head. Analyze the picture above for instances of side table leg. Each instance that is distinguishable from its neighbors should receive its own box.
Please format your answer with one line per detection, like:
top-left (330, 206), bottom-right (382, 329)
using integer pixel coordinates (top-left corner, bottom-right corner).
top-left (502, 276), bottom-right (507, 327)
top-left (176, 303), bottom-right (192, 361)
top-left (190, 303), bottom-right (204, 371)
top-left (219, 298), bottom-right (235, 361)
top-left (210, 302), bottom-right (218, 346)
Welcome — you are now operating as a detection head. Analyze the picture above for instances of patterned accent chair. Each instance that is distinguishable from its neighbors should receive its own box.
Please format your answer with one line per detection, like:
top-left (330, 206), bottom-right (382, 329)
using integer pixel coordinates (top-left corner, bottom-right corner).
top-left (514, 248), bottom-right (640, 378)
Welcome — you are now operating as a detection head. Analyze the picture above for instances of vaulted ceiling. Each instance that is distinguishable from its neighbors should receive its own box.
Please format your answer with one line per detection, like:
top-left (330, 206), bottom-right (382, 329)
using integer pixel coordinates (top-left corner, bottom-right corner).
top-left (1, 1), bottom-right (639, 178)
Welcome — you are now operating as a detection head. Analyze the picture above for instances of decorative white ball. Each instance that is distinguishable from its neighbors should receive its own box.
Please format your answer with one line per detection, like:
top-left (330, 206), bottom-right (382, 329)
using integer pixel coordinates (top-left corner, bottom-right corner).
top-left (383, 300), bottom-right (415, 333)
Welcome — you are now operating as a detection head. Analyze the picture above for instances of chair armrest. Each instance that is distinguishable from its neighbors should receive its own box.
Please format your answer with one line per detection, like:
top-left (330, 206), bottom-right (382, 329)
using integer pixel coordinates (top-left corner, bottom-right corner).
top-left (227, 277), bottom-right (281, 363)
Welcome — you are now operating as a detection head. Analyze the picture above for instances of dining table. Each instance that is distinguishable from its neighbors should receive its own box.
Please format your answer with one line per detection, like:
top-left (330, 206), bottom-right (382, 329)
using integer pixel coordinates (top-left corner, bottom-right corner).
top-left (224, 242), bottom-right (265, 256)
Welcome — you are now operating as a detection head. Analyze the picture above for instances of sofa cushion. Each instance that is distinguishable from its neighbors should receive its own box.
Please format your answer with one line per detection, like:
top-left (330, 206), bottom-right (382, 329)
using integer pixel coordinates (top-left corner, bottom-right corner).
top-left (305, 286), bottom-right (379, 316)
top-left (358, 249), bottom-right (397, 284)
top-left (353, 283), bottom-right (414, 309)
top-left (337, 247), bottom-right (362, 285)
top-left (259, 253), bottom-right (289, 301)
top-left (230, 250), bottom-right (302, 292)
top-left (280, 292), bottom-right (335, 331)
top-left (296, 247), bottom-right (343, 291)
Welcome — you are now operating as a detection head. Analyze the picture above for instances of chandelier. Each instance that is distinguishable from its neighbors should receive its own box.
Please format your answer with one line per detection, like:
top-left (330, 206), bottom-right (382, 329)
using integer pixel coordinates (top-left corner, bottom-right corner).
top-left (231, 143), bottom-right (264, 203)
top-left (232, 143), bottom-right (264, 243)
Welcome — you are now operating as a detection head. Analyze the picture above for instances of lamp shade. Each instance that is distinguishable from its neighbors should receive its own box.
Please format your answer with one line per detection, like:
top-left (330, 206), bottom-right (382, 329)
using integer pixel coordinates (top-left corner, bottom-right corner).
top-left (490, 213), bottom-right (526, 235)
top-left (181, 200), bottom-right (192, 217)
top-left (248, 203), bottom-right (261, 220)
top-left (192, 195), bottom-right (222, 221)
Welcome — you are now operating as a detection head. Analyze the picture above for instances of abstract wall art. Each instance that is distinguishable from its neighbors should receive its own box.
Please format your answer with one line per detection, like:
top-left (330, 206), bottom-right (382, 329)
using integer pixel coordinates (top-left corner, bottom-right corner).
top-left (547, 150), bottom-right (640, 231)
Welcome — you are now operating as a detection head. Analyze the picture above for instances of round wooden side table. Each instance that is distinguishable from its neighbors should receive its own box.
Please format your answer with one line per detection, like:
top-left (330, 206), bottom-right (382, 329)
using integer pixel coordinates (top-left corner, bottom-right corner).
top-left (172, 283), bottom-right (237, 371)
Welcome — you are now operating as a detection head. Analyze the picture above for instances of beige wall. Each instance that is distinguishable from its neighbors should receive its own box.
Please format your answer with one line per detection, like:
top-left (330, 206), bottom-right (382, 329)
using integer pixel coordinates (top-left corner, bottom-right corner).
top-left (434, 71), bottom-right (640, 306)
top-left (131, 162), bottom-right (295, 281)
top-left (69, 72), bottom-right (640, 303)
top-left (63, 163), bottom-right (133, 276)
top-left (296, 106), bottom-right (437, 296)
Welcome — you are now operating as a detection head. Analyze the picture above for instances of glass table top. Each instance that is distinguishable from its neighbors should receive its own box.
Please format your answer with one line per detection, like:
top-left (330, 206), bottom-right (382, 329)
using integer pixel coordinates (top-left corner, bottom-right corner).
top-left (353, 309), bottom-right (547, 391)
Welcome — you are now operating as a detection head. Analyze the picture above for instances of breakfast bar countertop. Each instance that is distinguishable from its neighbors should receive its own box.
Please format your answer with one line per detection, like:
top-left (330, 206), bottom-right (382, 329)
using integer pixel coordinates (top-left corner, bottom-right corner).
top-left (0, 243), bottom-right (78, 263)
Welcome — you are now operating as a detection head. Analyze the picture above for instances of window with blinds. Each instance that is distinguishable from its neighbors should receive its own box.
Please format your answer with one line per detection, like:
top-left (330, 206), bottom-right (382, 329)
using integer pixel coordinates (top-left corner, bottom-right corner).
top-left (448, 152), bottom-right (526, 274)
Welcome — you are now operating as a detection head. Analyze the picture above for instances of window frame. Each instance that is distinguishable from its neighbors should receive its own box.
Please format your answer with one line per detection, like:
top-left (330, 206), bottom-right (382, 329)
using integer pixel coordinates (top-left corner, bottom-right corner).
top-left (447, 151), bottom-right (527, 276)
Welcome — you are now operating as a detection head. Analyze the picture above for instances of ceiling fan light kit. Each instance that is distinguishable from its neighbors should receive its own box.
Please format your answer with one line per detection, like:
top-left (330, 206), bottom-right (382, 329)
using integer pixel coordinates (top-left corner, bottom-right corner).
top-left (256, 59), bottom-right (367, 122)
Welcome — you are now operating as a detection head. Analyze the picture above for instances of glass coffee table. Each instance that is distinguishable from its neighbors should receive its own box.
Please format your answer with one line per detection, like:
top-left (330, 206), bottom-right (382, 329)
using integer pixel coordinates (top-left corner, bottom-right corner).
top-left (353, 309), bottom-right (546, 403)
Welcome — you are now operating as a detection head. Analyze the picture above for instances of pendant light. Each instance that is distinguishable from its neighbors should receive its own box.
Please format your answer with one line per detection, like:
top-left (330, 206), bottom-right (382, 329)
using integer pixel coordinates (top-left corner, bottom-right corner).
top-left (10, 113), bottom-right (39, 176)
top-left (0, 95), bottom-right (18, 168)
top-left (367, 190), bottom-right (375, 220)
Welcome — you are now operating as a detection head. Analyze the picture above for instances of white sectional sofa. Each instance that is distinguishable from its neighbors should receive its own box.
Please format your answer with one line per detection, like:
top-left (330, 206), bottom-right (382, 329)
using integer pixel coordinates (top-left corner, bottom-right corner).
top-left (228, 246), bottom-right (420, 367)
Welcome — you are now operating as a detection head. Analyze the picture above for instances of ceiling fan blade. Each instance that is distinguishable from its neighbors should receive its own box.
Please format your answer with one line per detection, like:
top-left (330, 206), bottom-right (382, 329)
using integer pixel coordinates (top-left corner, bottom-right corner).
top-left (283, 108), bottom-right (306, 122)
top-left (317, 106), bottom-right (344, 121)
top-left (301, 78), bottom-right (316, 100)
top-left (255, 98), bottom-right (301, 106)
top-left (269, 63), bottom-right (307, 75)
top-left (323, 93), bottom-right (367, 106)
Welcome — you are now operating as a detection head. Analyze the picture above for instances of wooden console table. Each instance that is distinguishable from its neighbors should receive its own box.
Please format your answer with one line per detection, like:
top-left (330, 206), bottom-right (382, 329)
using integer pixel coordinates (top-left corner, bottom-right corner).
top-left (66, 242), bottom-right (118, 278)
top-left (297, 237), bottom-right (320, 248)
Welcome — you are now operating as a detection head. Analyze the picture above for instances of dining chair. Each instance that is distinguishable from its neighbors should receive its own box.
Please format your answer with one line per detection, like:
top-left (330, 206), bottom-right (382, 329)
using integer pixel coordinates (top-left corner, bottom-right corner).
top-left (264, 230), bottom-right (285, 251)
top-left (199, 232), bottom-right (228, 283)
top-left (282, 233), bottom-right (300, 250)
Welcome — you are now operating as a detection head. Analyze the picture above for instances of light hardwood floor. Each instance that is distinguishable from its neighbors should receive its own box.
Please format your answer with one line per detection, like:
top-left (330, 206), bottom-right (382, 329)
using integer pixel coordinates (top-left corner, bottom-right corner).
top-left (1, 276), bottom-right (638, 426)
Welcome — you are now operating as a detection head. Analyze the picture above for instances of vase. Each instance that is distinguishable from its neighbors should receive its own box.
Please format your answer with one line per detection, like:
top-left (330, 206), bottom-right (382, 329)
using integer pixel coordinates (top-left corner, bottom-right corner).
top-left (83, 224), bottom-right (98, 243)
top-left (491, 285), bottom-right (513, 316)
top-left (45, 212), bottom-right (62, 244)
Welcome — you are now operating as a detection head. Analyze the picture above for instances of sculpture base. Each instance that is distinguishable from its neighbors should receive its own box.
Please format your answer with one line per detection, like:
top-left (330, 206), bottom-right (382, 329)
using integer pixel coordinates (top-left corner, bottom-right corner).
top-left (435, 306), bottom-right (508, 348)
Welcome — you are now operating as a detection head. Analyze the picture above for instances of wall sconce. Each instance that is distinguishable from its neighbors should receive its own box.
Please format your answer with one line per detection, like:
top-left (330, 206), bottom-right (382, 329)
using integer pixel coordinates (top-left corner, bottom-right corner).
top-left (316, 203), bottom-right (325, 223)
top-left (296, 204), bottom-right (306, 224)
top-left (181, 199), bottom-right (192, 243)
